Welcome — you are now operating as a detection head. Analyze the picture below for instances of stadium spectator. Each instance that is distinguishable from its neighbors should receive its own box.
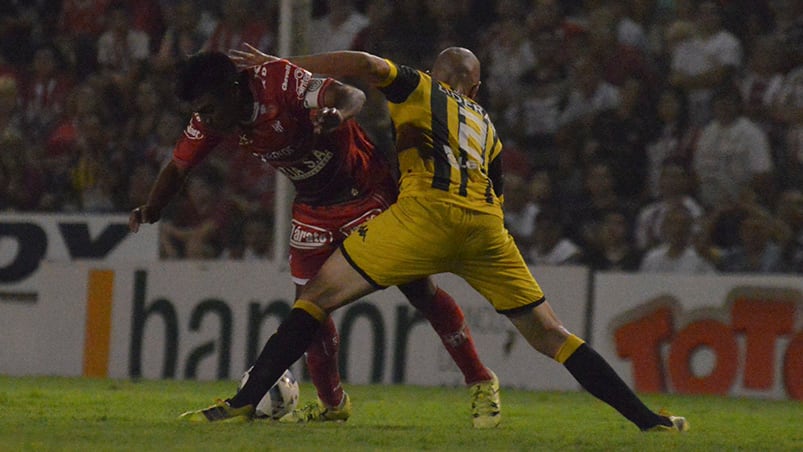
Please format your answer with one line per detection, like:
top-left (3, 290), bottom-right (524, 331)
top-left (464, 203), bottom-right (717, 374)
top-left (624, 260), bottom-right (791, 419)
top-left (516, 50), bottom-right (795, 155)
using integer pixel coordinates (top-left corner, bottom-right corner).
top-left (635, 160), bottom-right (704, 252)
top-left (526, 0), bottom-right (573, 38)
top-left (96, 2), bottom-right (151, 94)
top-left (127, 0), bottom-right (165, 53)
top-left (584, 4), bottom-right (659, 95)
top-left (644, 87), bottom-right (699, 199)
top-left (427, 0), bottom-right (485, 58)
top-left (0, 75), bottom-right (44, 211)
top-left (222, 212), bottom-right (275, 261)
top-left (771, 38), bottom-right (803, 190)
top-left (0, 0), bottom-right (798, 278)
top-left (739, 35), bottom-right (785, 133)
top-left (123, 78), bottom-right (163, 157)
top-left (503, 173), bottom-right (540, 252)
top-left (125, 160), bottom-right (159, 212)
top-left (590, 76), bottom-right (655, 199)
top-left (203, 0), bottom-right (274, 54)
top-left (669, 0), bottom-right (743, 126)
top-left (501, 29), bottom-right (568, 153)
top-left (717, 209), bottom-right (786, 273)
top-left (693, 88), bottom-right (774, 210)
top-left (557, 54), bottom-right (620, 130)
top-left (143, 109), bottom-right (185, 169)
top-left (69, 112), bottom-right (121, 212)
top-left (337, 0), bottom-right (399, 156)
top-left (639, 203), bottom-right (716, 274)
top-left (153, 0), bottom-right (207, 73)
top-left (776, 188), bottom-right (803, 272)
top-left (566, 159), bottom-right (634, 251)
top-left (56, 0), bottom-right (111, 80)
top-left (353, 0), bottom-right (437, 65)
top-left (0, 75), bottom-right (22, 144)
top-left (158, 168), bottom-right (239, 259)
top-left (476, 0), bottom-right (536, 120)
top-left (19, 44), bottom-right (74, 143)
top-left (309, 0), bottom-right (369, 53)
top-left (526, 205), bottom-right (584, 266)
top-left (584, 208), bottom-right (642, 271)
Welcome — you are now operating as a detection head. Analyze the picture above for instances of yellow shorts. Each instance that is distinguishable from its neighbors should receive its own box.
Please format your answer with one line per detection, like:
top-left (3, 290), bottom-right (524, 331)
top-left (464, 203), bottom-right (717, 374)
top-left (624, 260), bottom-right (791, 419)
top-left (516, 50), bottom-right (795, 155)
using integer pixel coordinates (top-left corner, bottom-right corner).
top-left (341, 196), bottom-right (545, 314)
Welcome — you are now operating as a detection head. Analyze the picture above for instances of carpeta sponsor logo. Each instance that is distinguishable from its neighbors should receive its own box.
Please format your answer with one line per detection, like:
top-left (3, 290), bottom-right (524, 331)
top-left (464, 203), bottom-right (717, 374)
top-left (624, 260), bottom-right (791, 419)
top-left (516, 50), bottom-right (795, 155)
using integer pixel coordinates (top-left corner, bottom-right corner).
top-left (289, 220), bottom-right (333, 249)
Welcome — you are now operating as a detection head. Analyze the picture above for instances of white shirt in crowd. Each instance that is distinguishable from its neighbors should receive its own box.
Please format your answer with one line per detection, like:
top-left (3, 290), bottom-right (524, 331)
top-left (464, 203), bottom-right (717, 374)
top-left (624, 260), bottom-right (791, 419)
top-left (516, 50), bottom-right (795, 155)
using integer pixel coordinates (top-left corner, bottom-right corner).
top-left (308, 11), bottom-right (369, 53)
top-left (693, 116), bottom-right (773, 207)
top-left (528, 239), bottom-right (583, 266)
top-left (640, 245), bottom-right (716, 274)
top-left (671, 30), bottom-right (742, 125)
top-left (775, 65), bottom-right (803, 165)
top-left (635, 197), bottom-right (704, 251)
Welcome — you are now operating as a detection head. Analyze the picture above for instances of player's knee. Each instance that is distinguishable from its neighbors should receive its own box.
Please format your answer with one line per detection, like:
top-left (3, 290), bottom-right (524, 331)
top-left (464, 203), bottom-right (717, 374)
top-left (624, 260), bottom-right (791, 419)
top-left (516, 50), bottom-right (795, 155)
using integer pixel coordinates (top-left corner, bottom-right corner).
top-left (399, 278), bottom-right (437, 308)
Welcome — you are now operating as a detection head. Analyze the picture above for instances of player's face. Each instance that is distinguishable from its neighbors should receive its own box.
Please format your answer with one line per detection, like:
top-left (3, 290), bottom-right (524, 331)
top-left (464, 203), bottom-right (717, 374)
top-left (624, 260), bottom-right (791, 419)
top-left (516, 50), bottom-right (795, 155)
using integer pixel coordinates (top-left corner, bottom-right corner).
top-left (192, 92), bottom-right (239, 132)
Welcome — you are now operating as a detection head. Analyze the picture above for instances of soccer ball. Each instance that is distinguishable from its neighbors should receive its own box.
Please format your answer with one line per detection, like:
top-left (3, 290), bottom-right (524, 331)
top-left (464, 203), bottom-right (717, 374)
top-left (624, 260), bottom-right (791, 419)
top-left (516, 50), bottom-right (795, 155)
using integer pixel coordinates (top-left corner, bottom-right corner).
top-left (238, 367), bottom-right (300, 419)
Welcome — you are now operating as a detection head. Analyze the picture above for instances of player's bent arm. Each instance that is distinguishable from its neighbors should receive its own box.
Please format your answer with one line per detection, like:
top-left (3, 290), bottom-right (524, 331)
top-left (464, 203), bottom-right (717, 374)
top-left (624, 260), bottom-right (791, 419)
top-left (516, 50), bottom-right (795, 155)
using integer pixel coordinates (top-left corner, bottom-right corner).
top-left (322, 81), bottom-right (366, 122)
top-left (129, 160), bottom-right (189, 232)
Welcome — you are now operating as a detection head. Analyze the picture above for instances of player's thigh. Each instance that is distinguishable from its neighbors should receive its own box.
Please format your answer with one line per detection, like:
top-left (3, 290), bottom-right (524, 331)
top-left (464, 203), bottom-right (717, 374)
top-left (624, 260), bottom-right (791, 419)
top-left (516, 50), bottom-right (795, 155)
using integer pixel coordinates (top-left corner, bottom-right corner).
top-left (459, 218), bottom-right (545, 313)
top-left (300, 247), bottom-right (375, 313)
top-left (341, 198), bottom-right (450, 288)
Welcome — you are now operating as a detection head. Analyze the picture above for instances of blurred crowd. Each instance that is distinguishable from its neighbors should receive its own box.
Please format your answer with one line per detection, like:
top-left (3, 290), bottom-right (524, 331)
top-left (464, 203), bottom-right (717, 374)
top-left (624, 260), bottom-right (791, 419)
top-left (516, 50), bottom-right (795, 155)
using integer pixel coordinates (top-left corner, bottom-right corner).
top-left (0, 0), bottom-right (802, 274)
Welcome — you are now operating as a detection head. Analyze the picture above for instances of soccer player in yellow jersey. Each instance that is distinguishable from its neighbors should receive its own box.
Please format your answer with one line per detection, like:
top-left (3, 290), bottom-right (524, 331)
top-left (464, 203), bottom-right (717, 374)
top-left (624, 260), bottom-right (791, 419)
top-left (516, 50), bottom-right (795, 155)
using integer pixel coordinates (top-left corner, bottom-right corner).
top-left (181, 45), bottom-right (687, 432)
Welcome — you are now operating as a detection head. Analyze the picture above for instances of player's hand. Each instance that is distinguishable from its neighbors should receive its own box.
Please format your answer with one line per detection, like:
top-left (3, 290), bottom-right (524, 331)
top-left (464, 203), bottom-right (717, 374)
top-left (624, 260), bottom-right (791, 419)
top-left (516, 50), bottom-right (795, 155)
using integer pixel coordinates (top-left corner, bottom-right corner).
top-left (129, 205), bottom-right (160, 233)
top-left (229, 43), bottom-right (278, 69)
top-left (311, 107), bottom-right (344, 134)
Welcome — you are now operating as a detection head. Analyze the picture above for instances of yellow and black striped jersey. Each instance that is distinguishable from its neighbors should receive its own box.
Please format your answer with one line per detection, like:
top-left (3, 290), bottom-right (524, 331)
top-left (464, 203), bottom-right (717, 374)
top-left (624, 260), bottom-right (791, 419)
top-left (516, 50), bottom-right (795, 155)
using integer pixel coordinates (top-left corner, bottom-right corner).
top-left (377, 59), bottom-right (505, 218)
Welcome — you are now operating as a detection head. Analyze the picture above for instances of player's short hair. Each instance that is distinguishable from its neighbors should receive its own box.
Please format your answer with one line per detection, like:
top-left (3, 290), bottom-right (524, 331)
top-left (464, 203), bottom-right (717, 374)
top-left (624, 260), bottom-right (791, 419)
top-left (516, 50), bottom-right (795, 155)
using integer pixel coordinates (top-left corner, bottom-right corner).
top-left (175, 51), bottom-right (239, 102)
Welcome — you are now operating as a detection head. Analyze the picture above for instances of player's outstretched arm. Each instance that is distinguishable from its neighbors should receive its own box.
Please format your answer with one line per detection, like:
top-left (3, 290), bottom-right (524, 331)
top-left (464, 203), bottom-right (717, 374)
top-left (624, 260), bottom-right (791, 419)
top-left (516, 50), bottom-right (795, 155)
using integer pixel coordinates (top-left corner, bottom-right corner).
top-left (230, 43), bottom-right (391, 87)
top-left (129, 160), bottom-right (189, 232)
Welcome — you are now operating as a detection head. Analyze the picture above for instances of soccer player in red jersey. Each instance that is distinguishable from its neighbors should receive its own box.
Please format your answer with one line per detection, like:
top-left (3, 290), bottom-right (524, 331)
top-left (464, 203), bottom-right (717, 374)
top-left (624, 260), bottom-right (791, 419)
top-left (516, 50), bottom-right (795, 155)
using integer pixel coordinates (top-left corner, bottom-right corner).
top-left (128, 51), bottom-right (499, 427)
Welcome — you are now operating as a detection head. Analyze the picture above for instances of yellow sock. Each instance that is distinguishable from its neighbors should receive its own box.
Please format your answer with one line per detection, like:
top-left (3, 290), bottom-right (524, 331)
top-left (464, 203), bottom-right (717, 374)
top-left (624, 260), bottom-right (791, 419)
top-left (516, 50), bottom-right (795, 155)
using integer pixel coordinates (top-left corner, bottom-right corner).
top-left (293, 299), bottom-right (327, 323)
top-left (554, 334), bottom-right (585, 364)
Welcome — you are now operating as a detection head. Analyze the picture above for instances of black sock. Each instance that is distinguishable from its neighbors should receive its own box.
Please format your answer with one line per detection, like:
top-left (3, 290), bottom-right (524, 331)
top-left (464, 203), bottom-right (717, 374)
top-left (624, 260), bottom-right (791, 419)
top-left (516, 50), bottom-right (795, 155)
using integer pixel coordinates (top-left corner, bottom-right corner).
top-left (564, 344), bottom-right (669, 430)
top-left (228, 307), bottom-right (322, 408)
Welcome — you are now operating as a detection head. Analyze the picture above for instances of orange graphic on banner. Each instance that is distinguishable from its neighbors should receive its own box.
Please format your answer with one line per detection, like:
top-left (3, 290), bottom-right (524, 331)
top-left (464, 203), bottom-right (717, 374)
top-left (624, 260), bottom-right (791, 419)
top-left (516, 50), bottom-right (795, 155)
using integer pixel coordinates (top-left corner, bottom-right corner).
top-left (613, 292), bottom-right (802, 400)
top-left (83, 269), bottom-right (114, 377)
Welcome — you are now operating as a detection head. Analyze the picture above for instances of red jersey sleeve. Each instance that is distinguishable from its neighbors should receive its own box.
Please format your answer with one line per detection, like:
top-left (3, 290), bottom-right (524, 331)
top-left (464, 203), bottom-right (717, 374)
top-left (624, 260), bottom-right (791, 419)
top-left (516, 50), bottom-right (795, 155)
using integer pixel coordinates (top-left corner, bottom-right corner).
top-left (254, 59), bottom-right (334, 113)
top-left (172, 113), bottom-right (224, 169)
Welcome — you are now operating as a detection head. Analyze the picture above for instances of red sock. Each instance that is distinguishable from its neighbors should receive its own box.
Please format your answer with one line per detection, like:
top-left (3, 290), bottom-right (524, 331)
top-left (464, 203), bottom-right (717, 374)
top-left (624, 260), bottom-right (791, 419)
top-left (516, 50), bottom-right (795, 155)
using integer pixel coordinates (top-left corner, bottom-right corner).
top-left (417, 288), bottom-right (491, 385)
top-left (305, 316), bottom-right (345, 407)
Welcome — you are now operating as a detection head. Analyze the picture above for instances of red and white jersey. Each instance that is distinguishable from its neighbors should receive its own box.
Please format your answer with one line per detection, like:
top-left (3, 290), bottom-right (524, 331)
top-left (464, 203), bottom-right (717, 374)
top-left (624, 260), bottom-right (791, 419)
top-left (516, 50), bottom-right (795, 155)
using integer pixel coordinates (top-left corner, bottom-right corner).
top-left (173, 59), bottom-right (387, 204)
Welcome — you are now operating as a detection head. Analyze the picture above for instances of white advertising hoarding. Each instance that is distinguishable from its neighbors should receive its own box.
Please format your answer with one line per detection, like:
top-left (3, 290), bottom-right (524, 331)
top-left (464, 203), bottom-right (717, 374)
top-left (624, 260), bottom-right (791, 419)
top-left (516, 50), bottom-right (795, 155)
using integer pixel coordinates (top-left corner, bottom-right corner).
top-left (0, 213), bottom-right (159, 303)
top-left (0, 261), bottom-right (588, 392)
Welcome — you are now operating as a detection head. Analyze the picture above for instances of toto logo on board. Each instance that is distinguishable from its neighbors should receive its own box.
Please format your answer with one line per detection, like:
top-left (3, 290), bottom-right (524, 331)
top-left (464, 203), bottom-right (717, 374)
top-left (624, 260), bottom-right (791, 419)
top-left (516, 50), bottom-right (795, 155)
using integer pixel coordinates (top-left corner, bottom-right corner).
top-left (611, 288), bottom-right (803, 400)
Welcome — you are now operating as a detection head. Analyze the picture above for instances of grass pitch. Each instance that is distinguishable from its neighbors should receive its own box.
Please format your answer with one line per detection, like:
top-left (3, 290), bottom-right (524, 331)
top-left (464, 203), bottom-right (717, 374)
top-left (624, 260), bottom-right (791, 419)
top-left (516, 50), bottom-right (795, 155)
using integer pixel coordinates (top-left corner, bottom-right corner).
top-left (0, 376), bottom-right (800, 451)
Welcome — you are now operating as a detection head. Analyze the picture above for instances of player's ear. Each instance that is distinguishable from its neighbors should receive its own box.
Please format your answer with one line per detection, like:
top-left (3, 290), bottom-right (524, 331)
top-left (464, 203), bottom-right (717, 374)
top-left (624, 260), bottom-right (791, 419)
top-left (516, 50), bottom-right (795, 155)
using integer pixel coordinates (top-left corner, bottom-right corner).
top-left (468, 80), bottom-right (481, 100)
